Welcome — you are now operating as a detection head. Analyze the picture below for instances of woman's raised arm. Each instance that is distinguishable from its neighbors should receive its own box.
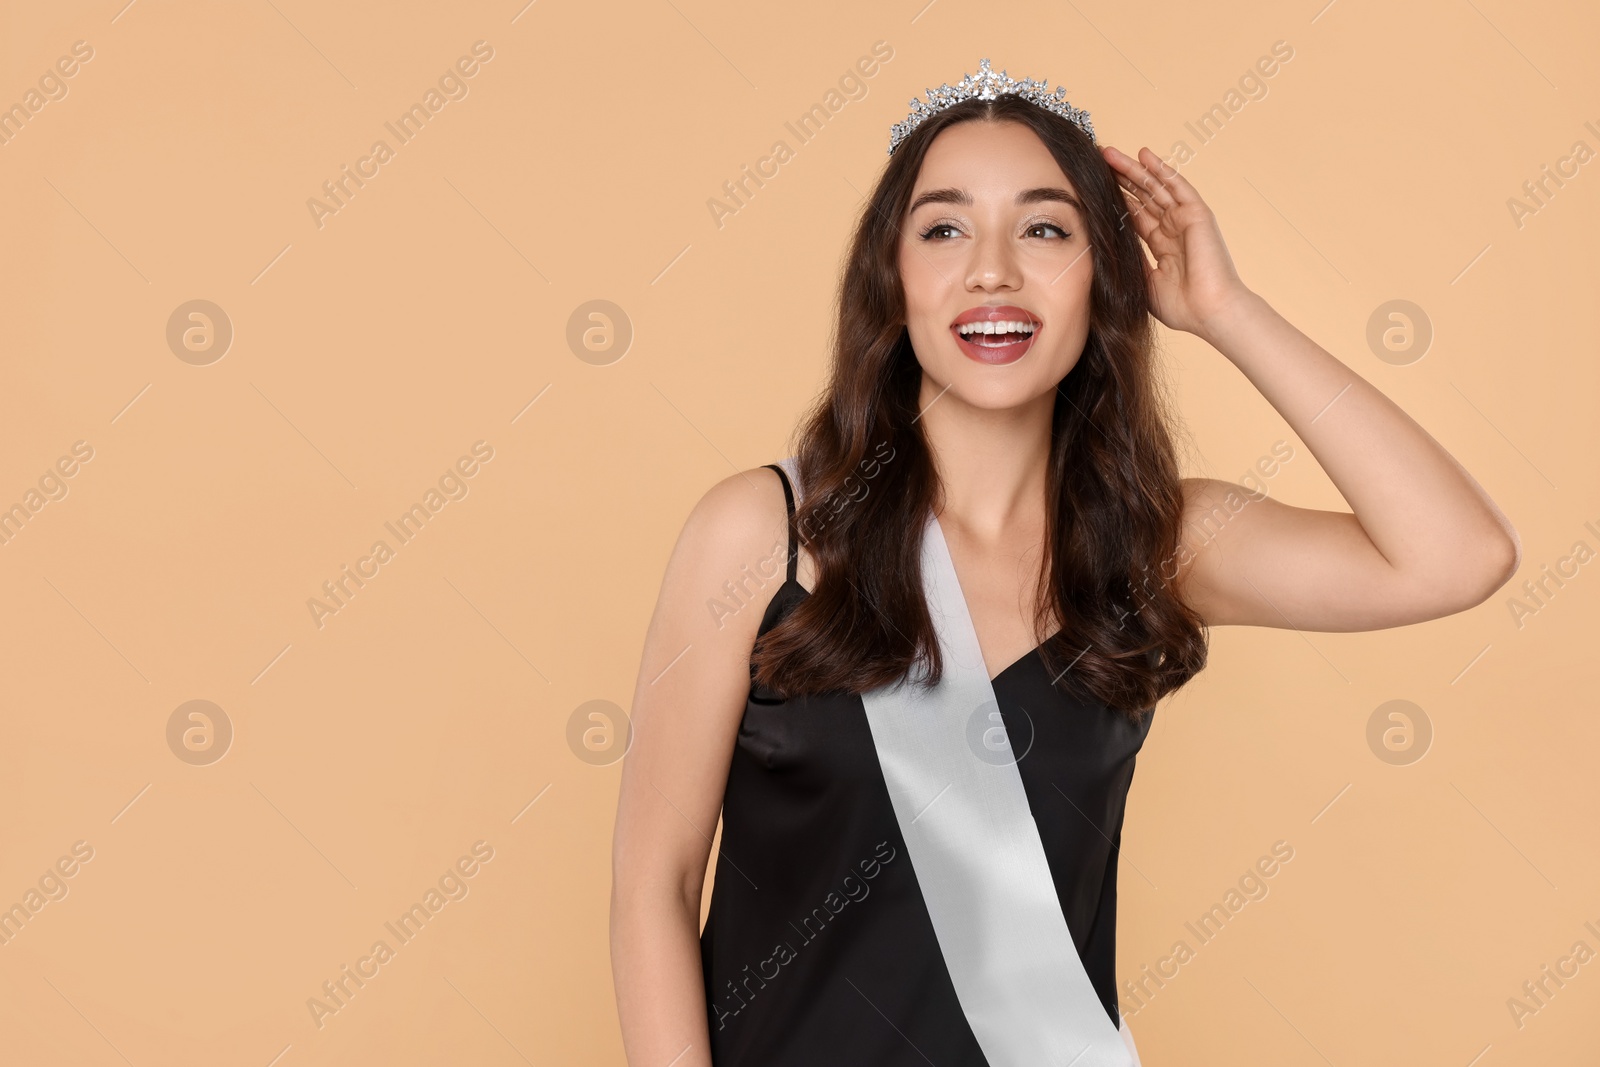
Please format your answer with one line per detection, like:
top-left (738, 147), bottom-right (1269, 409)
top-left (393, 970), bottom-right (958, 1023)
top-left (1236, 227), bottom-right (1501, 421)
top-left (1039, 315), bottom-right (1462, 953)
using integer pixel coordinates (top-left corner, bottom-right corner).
top-left (1102, 144), bottom-right (1520, 631)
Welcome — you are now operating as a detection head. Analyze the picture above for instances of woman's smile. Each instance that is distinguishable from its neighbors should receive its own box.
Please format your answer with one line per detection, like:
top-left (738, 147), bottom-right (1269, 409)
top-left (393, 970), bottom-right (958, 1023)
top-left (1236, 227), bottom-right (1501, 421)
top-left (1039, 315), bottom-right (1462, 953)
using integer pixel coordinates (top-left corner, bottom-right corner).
top-left (950, 304), bottom-right (1043, 365)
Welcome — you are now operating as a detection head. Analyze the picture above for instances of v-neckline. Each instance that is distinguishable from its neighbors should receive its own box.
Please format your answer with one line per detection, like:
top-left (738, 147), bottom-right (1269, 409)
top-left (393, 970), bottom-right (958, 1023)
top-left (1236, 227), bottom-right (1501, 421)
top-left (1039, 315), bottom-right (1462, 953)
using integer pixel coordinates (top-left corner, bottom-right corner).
top-left (930, 511), bottom-right (1058, 685)
top-left (990, 642), bottom-right (1045, 684)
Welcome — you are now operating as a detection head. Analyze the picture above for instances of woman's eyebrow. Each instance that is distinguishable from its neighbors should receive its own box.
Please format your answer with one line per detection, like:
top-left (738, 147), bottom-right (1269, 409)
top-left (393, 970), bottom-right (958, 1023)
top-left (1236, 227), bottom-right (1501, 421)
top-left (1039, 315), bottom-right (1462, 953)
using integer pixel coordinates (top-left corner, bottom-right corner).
top-left (1017, 186), bottom-right (1081, 211)
top-left (908, 186), bottom-right (1081, 213)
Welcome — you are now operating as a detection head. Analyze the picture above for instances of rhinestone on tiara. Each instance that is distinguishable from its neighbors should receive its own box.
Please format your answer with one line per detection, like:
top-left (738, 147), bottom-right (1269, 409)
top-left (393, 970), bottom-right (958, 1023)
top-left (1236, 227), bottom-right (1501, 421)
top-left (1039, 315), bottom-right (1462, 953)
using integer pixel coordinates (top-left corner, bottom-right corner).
top-left (887, 57), bottom-right (1096, 156)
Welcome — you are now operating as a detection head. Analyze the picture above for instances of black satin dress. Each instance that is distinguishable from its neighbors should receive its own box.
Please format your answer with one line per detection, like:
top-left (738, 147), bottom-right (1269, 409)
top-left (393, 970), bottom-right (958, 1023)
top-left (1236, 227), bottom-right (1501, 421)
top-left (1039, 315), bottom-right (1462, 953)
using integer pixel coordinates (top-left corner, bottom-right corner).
top-left (699, 463), bottom-right (1154, 1065)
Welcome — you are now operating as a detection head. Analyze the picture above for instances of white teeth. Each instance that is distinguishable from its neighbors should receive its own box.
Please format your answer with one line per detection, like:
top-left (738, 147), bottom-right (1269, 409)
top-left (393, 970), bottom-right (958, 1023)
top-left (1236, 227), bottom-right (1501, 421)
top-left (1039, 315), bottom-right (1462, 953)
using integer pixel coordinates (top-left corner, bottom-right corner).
top-left (956, 319), bottom-right (1036, 337)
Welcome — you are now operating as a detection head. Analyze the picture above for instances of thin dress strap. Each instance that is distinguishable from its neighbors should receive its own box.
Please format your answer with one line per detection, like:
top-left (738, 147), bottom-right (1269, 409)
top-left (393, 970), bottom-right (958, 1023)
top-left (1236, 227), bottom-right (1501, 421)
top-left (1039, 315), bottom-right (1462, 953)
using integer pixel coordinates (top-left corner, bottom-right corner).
top-left (762, 462), bottom-right (798, 584)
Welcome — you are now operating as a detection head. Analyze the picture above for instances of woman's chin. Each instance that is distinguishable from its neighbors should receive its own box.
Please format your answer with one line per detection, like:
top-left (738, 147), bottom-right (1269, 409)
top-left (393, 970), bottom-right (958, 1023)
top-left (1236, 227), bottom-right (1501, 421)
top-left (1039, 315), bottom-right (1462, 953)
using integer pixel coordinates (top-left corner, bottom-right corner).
top-left (921, 364), bottom-right (1070, 412)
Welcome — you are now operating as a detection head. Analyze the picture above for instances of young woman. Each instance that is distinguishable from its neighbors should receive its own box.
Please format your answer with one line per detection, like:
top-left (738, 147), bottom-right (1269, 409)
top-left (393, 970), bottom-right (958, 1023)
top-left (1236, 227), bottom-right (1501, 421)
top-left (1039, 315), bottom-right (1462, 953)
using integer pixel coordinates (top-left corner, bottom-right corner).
top-left (610, 59), bottom-right (1519, 1066)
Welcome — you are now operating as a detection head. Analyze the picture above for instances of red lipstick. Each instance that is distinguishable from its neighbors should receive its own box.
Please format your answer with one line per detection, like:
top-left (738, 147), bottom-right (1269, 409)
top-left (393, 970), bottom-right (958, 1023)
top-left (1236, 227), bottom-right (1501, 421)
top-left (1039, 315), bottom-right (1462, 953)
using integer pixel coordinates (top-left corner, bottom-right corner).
top-left (950, 305), bottom-right (1042, 365)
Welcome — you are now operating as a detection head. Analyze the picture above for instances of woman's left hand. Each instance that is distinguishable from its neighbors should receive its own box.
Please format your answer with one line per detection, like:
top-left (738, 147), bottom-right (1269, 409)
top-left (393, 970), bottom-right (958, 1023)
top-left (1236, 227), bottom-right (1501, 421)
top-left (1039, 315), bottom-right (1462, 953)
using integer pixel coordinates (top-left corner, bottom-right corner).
top-left (1100, 144), bottom-right (1253, 342)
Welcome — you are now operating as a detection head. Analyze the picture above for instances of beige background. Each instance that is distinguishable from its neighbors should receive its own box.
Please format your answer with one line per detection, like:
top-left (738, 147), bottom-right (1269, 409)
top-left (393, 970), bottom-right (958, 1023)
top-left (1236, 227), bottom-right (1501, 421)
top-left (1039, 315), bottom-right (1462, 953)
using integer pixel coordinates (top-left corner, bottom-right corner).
top-left (0, 0), bottom-right (1595, 1063)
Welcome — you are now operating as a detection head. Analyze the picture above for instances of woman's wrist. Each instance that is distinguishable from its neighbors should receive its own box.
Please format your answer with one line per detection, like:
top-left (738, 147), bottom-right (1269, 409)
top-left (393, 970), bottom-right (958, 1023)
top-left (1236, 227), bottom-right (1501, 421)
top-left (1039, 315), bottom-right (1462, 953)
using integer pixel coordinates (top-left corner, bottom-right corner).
top-left (1193, 285), bottom-right (1268, 352)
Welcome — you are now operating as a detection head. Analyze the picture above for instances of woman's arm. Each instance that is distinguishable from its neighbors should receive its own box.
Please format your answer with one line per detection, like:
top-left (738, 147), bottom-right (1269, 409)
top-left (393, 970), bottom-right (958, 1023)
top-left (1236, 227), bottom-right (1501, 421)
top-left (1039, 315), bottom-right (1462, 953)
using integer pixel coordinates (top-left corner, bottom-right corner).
top-left (1103, 145), bottom-right (1521, 630)
top-left (610, 468), bottom-right (789, 1065)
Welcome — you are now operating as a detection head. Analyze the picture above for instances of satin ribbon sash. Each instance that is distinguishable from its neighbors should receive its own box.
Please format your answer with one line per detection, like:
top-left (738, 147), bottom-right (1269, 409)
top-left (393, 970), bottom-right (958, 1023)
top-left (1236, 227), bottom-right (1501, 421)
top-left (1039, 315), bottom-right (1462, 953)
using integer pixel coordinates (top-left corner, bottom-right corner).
top-left (779, 456), bottom-right (1139, 1066)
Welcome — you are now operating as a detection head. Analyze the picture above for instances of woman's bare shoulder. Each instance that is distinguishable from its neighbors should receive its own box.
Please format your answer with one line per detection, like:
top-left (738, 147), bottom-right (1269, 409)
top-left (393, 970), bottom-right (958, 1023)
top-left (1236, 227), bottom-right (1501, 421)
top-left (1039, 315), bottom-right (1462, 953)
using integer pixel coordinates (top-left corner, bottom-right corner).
top-left (676, 466), bottom-right (790, 575)
top-left (654, 465), bottom-right (794, 645)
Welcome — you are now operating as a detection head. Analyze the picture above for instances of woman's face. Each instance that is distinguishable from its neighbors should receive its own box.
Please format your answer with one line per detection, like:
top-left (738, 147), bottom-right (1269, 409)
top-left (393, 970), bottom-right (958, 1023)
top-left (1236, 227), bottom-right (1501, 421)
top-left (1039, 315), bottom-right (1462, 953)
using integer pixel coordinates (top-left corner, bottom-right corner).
top-left (897, 119), bottom-right (1095, 410)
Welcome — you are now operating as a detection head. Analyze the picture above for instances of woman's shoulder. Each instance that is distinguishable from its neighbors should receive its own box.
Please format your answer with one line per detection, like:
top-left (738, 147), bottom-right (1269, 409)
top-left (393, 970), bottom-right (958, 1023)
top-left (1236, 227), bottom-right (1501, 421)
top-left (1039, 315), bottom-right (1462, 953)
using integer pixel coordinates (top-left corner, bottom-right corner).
top-left (662, 465), bottom-right (795, 626)
top-left (680, 464), bottom-right (790, 559)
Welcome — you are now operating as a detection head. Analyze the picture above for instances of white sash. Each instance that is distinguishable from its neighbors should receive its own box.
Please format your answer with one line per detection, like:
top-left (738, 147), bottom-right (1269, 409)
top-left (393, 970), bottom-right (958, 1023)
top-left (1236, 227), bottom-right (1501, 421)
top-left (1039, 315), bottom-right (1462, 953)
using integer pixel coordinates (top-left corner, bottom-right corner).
top-left (780, 456), bottom-right (1141, 1066)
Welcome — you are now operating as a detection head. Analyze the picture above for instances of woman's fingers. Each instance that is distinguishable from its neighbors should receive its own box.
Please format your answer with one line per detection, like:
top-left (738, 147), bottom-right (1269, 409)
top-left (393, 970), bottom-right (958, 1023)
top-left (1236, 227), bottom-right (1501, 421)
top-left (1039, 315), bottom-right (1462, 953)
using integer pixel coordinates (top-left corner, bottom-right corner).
top-left (1118, 184), bottom-right (1162, 248)
top-left (1101, 145), bottom-right (1178, 213)
top-left (1103, 146), bottom-right (1175, 256)
top-left (1138, 147), bottom-right (1205, 206)
top-left (1116, 176), bottom-right (1160, 228)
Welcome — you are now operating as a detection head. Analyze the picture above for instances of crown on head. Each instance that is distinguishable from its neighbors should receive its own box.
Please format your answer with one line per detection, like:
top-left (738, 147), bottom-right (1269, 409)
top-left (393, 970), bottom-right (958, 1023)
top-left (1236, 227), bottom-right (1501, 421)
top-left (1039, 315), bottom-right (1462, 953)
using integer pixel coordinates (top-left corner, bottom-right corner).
top-left (887, 57), bottom-right (1096, 156)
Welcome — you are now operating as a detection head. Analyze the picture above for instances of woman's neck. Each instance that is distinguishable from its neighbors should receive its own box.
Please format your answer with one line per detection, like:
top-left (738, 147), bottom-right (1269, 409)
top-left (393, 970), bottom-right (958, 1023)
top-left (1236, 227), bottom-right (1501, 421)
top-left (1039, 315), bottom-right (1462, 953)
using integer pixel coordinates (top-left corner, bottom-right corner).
top-left (916, 374), bottom-right (1055, 541)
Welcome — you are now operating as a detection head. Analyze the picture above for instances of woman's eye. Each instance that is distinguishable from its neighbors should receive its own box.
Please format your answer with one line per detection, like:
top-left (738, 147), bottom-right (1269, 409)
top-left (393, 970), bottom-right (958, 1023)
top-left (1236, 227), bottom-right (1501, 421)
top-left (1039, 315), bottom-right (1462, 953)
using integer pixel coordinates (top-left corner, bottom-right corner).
top-left (919, 222), bottom-right (1071, 241)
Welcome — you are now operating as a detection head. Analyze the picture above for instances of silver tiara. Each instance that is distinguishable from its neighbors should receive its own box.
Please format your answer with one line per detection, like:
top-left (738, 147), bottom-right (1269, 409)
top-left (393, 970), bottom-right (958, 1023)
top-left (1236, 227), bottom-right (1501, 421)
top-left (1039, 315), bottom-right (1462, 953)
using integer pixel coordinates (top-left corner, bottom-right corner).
top-left (887, 57), bottom-right (1096, 156)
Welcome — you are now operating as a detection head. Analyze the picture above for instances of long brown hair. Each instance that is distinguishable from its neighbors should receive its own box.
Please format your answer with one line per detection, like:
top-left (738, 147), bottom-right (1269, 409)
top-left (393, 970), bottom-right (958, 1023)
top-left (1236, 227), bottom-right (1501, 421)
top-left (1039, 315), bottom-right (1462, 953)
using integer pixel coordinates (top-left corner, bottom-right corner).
top-left (751, 94), bottom-right (1208, 720)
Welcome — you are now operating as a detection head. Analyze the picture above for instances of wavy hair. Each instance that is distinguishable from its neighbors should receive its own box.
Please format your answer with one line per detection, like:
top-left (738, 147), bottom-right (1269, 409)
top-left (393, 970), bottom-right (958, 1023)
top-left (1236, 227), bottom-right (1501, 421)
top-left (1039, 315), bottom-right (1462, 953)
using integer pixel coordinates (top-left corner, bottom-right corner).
top-left (750, 93), bottom-right (1208, 720)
